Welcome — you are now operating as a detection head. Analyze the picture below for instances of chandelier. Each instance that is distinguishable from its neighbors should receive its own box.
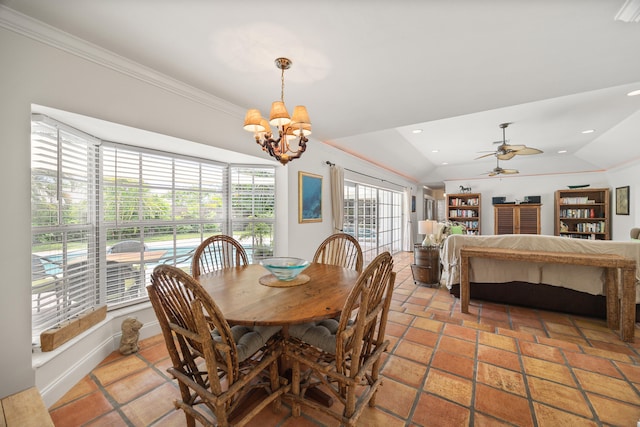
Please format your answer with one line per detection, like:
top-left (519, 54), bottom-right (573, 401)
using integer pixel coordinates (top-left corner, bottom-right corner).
top-left (243, 57), bottom-right (311, 165)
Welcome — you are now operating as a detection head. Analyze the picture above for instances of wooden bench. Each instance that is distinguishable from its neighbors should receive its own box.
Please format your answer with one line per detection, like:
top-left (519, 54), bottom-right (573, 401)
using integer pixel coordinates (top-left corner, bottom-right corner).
top-left (459, 246), bottom-right (637, 342)
top-left (0, 387), bottom-right (54, 426)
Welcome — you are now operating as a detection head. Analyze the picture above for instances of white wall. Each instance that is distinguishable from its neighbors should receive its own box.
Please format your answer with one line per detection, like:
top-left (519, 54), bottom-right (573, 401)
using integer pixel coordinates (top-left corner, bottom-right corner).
top-left (606, 161), bottom-right (640, 240)
top-left (444, 167), bottom-right (639, 238)
top-left (281, 141), bottom-right (419, 261)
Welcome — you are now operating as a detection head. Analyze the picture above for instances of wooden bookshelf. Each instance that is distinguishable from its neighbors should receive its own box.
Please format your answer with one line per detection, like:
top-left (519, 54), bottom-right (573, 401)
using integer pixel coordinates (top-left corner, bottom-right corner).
top-left (446, 193), bottom-right (481, 235)
top-left (554, 188), bottom-right (610, 240)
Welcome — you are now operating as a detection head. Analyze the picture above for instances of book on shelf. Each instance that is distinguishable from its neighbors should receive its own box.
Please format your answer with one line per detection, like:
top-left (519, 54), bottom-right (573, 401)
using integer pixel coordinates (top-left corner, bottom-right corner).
top-left (560, 197), bottom-right (595, 204)
top-left (449, 197), bottom-right (479, 206)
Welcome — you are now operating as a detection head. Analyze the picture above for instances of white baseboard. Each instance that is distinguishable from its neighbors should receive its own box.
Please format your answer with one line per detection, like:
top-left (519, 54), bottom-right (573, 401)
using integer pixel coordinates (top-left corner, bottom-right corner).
top-left (34, 303), bottom-right (161, 408)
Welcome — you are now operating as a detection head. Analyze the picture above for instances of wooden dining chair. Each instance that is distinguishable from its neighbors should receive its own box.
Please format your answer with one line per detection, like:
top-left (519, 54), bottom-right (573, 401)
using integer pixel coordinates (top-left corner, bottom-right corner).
top-left (148, 264), bottom-right (287, 427)
top-left (313, 233), bottom-right (364, 273)
top-left (191, 234), bottom-right (249, 277)
top-left (285, 251), bottom-right (396, 427)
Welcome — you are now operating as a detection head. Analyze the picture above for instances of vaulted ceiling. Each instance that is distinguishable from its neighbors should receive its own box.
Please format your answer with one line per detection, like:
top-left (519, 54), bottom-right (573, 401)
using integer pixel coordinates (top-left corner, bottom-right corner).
top-left (4, 0), bottom-right (640, 186)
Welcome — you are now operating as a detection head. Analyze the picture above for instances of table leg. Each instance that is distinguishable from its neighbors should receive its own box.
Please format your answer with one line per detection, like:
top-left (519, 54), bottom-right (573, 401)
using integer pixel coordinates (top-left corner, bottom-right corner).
top-left (460, 254), bottom-right (470, 313)
top-left (621, 266), bottom-right (636, 342)
top-left (605, 268), bottom-right (619, 330)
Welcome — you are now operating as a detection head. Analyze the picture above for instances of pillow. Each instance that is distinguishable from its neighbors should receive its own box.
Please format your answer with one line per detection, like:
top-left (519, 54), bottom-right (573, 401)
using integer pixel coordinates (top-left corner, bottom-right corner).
top-left (450, 225), bottom-right (464, 235)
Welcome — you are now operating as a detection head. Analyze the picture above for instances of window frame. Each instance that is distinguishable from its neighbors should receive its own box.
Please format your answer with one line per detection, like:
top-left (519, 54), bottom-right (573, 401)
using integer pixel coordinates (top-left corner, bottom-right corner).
top-left (31, 114), bottom-right (276, 344)
top-left (343, 180), bottom-right (403, 264)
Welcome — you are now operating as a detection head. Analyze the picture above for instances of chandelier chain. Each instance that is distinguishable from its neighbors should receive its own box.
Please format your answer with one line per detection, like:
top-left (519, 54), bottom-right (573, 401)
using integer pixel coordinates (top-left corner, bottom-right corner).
top-left (280, 66), bottom-right (285, 102)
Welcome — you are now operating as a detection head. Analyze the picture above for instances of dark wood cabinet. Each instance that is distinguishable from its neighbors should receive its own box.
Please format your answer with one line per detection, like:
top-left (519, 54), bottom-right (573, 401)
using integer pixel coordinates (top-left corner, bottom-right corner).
top-left (494, 204), bottom-right (541, 235)
top-left (411, 244), bottom-right (440, 286)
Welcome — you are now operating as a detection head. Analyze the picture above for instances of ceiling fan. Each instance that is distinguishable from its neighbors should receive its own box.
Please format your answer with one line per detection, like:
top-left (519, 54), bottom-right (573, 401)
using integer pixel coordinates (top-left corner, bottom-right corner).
top-left (476, 122), bottom-right (543, 160)
top-left (486, 156), bottom-right (519, 176)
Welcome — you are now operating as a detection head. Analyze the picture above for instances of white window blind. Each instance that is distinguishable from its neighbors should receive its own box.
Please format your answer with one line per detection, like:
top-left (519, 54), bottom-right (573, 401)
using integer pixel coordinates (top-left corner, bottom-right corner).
top-left (31, 114), bottom-right (276, 344)
top-left (230, 166), bottom-right (276, 261)
top-left (31, 116), bottom-right (99, 343)
top-left (102, 144), bottom-right (228, 306)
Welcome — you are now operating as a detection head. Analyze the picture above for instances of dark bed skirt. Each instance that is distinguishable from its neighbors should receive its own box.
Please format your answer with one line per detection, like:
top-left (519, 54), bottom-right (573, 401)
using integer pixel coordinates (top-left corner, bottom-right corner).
top-left (448, 281), bottom-right (640, 321)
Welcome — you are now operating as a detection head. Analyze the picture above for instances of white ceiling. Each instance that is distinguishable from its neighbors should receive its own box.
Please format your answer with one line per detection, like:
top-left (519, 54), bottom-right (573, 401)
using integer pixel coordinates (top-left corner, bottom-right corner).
top-left (4, 0), bottom-right (640, 186)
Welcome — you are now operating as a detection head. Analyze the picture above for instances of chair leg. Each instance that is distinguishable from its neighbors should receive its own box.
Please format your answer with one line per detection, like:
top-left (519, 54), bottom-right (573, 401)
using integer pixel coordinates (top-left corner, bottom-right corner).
top-left (368, 358), bottom-right (381, 407)
top-left (291, 358), bottom-right (301, 417)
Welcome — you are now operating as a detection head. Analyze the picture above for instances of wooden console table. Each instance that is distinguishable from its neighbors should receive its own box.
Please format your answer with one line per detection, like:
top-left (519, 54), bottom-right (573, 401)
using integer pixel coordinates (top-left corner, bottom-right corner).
top-left (459, 246), bottom-right (636, 342)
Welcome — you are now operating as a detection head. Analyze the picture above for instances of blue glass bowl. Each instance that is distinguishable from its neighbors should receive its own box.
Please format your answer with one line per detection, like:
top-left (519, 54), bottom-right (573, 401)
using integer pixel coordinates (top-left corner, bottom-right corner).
top-left (260, 257), bottom-right (310, 281)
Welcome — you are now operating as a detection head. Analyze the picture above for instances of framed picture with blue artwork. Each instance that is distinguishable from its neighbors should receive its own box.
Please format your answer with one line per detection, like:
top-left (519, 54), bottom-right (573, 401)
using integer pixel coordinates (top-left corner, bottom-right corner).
top-left (298, 171), bottom-right (322, 223)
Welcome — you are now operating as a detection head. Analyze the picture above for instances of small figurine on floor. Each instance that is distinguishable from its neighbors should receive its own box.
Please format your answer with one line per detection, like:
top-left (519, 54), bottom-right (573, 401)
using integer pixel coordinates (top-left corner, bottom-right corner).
top-left (119, 317), bottom-right (143, 355)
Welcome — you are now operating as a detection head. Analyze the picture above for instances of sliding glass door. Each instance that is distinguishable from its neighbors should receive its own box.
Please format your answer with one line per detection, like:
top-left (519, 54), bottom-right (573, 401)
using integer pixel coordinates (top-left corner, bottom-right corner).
top-left (344, 181), bottom-right (403, 264)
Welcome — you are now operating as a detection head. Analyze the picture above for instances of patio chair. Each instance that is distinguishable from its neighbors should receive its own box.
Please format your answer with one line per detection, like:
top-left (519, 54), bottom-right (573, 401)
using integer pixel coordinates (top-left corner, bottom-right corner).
top-left (108, 240), bottom-right (147, 254)
top-left (106, 240), bottom-right (147, 299)
top-left (158, 248), bottom-right (196, 274)
top-left (313, 233), bottom-right (363, 273)
top-left (285, 251), bottom-right (396, 426)
top-left (191, 235), bottom-right (249, 277)
top-left (148, 265), bottom-right (287, 427)
top-left (31, 254), bottom-right (61, 313)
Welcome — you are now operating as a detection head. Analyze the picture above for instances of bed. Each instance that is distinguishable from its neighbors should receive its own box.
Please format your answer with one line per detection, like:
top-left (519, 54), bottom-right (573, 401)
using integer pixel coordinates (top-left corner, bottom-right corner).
top-left (440, 234), bottom-right (640, 320)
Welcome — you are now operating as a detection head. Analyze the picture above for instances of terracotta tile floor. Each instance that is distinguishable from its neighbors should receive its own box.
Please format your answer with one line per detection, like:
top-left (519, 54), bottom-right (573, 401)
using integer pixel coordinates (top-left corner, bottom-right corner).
top-left (49, 251), bottom-right (640, 426)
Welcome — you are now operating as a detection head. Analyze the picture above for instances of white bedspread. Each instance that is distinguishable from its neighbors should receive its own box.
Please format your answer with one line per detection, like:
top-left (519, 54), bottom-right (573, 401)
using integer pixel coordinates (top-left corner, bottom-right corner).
top-left (440, 234), bottom-right (640, 303)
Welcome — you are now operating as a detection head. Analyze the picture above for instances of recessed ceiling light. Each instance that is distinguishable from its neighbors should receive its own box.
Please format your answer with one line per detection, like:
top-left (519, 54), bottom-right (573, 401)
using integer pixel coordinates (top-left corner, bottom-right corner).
top-left (581, 129), bottom-right (595, 134)
top-left (412, 129), bottom-right (423, 134)
top-left (558, 150), bottom-right (568, 154)
top-left (432, 149), bottom-right (439, 153)
top-left (442, 162), bottom-right (448, 165)
top-left (627, 89), bottom-right (640, 97)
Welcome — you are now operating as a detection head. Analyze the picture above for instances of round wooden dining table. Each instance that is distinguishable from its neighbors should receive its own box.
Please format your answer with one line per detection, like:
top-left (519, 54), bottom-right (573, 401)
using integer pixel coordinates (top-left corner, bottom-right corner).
top-left (195, 262), bottom-right (360, 327)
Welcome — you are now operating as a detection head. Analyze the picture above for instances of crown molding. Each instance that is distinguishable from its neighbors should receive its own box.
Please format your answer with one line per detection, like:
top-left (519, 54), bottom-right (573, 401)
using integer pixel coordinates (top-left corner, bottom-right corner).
top-left (0, 5), bottom-right (245, 117)
top-left (615, 0), bottom-right (640, 23)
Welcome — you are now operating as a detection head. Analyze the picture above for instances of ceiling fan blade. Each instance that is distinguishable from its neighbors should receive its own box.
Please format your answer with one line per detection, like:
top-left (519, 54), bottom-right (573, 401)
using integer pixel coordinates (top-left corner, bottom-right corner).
top-left (497, 151), bottom-right (516, 160)
top-left (503, 169), bottom-right (519, 174)
top-left (475, 152), bottom-right (496, 160)
top-left (502, 144), bottom-right (526, 151)
top-left (488, 171), bottom-right (498, 176)
top-left (513, 147), bottom-right (543, 155)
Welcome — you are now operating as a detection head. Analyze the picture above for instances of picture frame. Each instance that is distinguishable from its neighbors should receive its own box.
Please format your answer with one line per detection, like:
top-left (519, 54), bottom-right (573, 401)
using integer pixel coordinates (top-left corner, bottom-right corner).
top-left (298, 171), bottom-right (323, 223)
top-left (616, 186), bottom-right (630, 215)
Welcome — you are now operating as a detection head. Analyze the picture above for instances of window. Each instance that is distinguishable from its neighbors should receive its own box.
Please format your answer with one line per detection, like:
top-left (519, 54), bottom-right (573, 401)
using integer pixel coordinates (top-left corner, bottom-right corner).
top-left (101, 144), bottom-right (229, 306)
top-left (31, 118), bottom-right (99, 339)
top-left (31, 115), bottom-right (275, 343)
top-left (343, 181), bottom-right (403, 263)
top-left (230, 166), bottom-right (276, 259)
